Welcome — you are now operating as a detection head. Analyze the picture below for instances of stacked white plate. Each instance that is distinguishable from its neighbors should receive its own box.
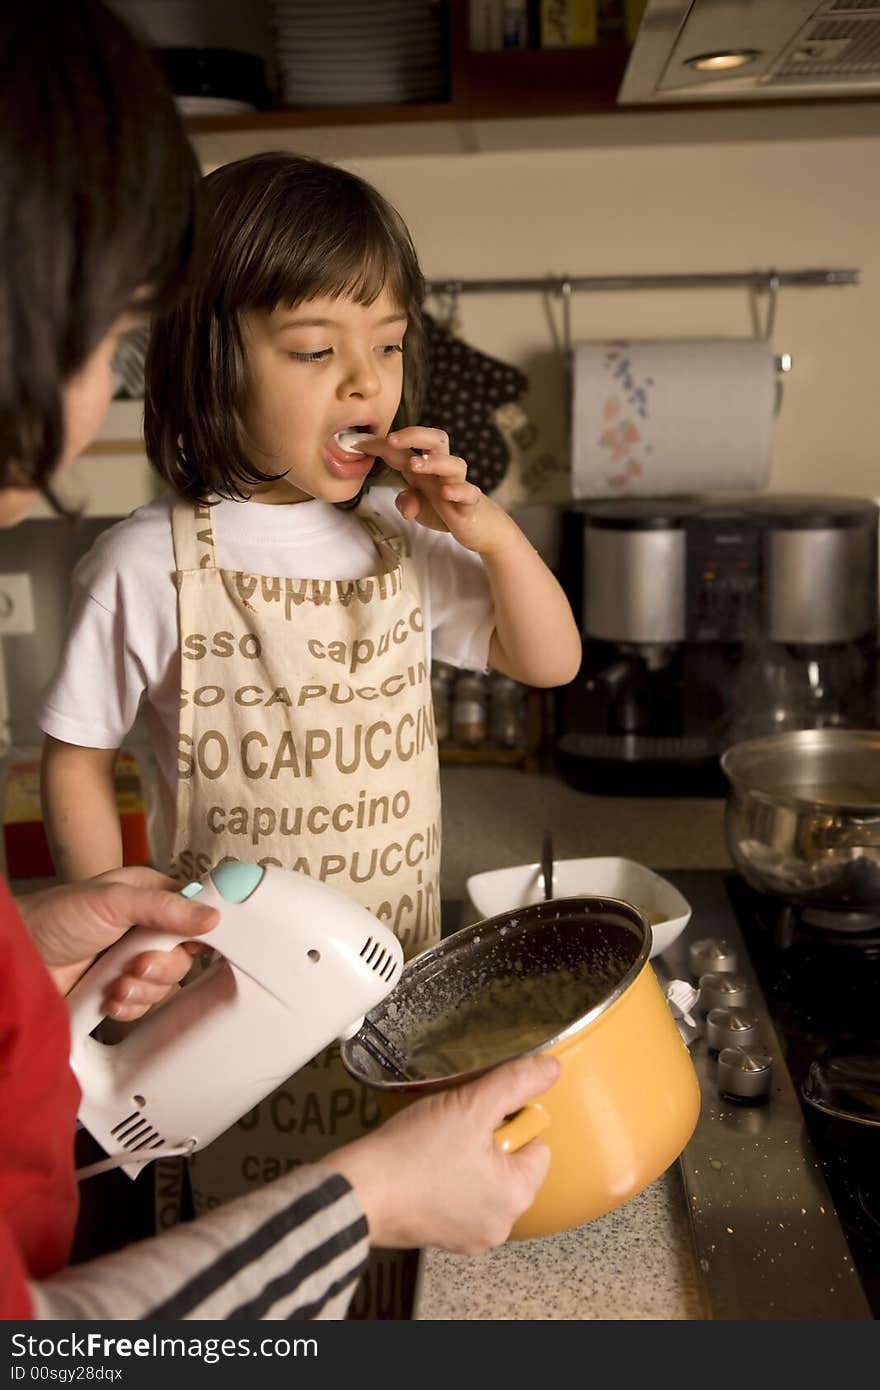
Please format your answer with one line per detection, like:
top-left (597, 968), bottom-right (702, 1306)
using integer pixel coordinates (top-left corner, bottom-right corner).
top-left (271, 0), bottom-right (448, 107)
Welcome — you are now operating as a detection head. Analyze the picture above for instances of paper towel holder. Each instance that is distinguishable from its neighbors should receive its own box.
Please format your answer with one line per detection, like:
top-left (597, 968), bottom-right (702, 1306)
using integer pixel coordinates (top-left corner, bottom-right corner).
top-left (424, 266), bottom-right (857, 412)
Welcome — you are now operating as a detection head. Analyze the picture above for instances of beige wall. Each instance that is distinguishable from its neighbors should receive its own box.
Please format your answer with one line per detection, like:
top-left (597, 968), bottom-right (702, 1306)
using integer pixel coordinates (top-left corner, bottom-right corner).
top-left (56, 112), bottom-right (876, 526)
top-left (365, 138), bottom-right (879, 504)
top-left (194, 109), bottom-right (880, 513)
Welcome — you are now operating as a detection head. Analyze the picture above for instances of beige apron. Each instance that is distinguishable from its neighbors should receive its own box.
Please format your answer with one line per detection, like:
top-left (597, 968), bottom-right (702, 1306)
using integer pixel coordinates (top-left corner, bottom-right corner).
top-left (158, 498), bottom-right (442, 1318)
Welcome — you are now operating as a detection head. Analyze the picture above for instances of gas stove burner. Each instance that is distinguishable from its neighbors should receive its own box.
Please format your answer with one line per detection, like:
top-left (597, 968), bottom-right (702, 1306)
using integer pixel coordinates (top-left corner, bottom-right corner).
top-left (748, 894), bottom-right (880, 952)
top-left (803, 1049), bottom-right (880, 1128)
top-left (800, 905), bottom-right (880, 936)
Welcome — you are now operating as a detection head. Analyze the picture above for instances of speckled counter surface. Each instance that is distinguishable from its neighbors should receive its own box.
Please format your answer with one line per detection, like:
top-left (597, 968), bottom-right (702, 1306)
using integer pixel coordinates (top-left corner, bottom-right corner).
top-left (415, 767), bottom-right (729, 1322)
top-left (437, 767), bottom-right (729, 903)
top-left (413, 1167), bottom-right (706, 1321)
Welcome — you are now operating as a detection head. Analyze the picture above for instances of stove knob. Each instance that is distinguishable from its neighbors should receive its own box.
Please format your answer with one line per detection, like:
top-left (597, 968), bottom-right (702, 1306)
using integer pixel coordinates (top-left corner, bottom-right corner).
top-left (718, 1045), bottom-right (773, 1103)
top-left (705, 1007), bottom-right (760, 1054)
top-left (689, 937), bottom-right (739, 978)
top-left (698, 971), bottom-right (749, 1013)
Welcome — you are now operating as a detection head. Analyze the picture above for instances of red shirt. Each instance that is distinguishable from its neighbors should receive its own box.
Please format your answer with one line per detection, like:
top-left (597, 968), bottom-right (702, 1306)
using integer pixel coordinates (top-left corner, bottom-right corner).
top-left (0, 877), bottom-right (80, 1318)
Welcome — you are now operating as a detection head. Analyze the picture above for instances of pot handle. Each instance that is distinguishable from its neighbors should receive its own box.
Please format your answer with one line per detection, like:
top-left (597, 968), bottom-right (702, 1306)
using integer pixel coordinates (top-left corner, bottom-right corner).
top-left (494, 1102), bottom-right (551, 1154)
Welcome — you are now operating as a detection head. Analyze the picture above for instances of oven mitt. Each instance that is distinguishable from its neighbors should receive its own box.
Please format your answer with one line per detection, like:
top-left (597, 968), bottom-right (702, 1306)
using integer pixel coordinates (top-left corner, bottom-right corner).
top-left (422, 312), bottom-right (527, 492)
top-left (490, 400), bottom-right (570, 509)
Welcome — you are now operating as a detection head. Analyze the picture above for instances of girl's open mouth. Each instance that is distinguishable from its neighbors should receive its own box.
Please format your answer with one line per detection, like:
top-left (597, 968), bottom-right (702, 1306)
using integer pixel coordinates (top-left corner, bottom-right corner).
top-left (323, 427), bottom-right (377, 478)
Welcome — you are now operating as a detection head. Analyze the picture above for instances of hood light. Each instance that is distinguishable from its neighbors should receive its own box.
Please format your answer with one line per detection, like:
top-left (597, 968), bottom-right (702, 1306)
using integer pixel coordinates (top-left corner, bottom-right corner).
top-left (685, 50), bottom-right (761, 73)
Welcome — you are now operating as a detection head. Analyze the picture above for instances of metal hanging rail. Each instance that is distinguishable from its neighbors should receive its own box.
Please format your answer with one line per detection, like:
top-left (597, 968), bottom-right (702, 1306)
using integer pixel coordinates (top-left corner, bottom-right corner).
top-left (424, 268), bottom-right (861, 400)
top-left (424, 268), bottom-right (860, 295)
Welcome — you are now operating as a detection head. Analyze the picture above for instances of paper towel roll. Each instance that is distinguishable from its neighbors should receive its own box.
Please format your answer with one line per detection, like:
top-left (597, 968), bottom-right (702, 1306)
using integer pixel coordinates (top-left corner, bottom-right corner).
top-left (571, 338), bottom-right (776, 498)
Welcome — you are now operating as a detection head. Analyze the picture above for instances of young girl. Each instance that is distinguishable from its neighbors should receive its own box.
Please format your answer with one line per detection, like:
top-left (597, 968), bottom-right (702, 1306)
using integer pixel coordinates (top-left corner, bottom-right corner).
top-left (39, 152), bottom-right (581, 1314)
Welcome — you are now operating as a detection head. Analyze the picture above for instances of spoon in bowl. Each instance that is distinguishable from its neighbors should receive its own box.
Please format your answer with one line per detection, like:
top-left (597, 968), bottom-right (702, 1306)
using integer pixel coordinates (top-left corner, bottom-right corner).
top-left (541, 831), bottom-right (554, 901)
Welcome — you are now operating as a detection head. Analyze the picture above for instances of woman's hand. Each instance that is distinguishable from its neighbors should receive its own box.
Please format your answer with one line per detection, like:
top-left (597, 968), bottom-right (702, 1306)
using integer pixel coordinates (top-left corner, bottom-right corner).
top-left (360, 427), bottom-right (519, 558)
top-left (324, 1053), bottom-right (559, 1254)
top-left (16, 866), bottom-right (219, 1018)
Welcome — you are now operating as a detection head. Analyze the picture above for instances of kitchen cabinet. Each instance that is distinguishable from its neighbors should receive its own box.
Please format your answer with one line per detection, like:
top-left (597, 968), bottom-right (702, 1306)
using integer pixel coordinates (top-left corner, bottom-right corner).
top-left (183, 1), bottom-right (635, 136)
top-left (181, 0), bottom-right (880, 142)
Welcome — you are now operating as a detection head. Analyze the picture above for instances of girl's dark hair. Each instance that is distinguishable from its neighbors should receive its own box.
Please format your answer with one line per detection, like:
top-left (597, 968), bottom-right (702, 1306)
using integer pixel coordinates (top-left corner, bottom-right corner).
top-left (0, 0), bottom-right (199, 504)
top-left (144, 152), bottom-right (426, 503)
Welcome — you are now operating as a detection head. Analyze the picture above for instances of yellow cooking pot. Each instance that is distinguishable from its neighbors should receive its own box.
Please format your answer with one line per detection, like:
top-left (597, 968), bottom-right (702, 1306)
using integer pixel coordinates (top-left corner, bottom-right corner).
top-left (341, 896), bottom-right (700, 1240)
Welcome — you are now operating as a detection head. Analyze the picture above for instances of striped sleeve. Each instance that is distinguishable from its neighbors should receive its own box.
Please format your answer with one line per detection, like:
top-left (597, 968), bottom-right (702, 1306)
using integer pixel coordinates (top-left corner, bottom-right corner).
top-left (28, 1169), bottom-right (368, 1321)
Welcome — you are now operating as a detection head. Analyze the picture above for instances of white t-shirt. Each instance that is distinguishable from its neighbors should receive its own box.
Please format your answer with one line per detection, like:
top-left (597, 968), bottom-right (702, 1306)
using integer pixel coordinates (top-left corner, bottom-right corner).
top-left (38, 488), bottom-right (495, 835)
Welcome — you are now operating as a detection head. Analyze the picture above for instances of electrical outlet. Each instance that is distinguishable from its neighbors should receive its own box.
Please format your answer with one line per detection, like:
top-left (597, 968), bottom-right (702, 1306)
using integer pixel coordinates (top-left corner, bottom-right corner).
top-left (0, 573), bottom-right (35, 635)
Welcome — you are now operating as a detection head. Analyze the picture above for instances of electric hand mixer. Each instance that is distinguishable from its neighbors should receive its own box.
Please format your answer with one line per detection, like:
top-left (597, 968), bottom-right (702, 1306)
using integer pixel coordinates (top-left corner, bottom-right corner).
top-left (67, 861), bottom-right (407, 1179)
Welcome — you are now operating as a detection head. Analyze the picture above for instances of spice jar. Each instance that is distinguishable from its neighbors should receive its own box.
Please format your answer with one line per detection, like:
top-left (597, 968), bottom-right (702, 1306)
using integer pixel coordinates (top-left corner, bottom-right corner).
top-left (451, 671), bottom-right (488, 747)
top-left (489, 674), bottom-right (525, 748)
top-left (430, 662), bottom-right (455, 744)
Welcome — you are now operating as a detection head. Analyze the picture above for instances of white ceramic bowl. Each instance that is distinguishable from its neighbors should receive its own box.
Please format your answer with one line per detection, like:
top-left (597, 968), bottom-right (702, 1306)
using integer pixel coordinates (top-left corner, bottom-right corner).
top-left (465, 857), bottom-right (692, 959)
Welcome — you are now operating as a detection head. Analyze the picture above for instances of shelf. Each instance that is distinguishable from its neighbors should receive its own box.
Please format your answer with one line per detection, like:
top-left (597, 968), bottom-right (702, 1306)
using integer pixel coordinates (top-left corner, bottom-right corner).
top-left (184, 45), bottom-right (634, 133)
top-left (182, 2), bottom-right (638, 136)
top-left (183, 0), bottom-right (880, 146)
top-left (457, 42), bottom-right (632, 119)
top-left (437, 687), bottom-right (548, 773)
top-left (184, 98), bottom-right (458, 134)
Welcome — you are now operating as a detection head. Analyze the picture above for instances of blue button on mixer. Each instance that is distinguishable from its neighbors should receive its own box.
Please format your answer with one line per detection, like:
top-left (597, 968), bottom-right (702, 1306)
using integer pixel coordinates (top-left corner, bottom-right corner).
top-left (210, 861), bottom-right (265, 904)
top-left (180, 881), bottom-right (204, 898)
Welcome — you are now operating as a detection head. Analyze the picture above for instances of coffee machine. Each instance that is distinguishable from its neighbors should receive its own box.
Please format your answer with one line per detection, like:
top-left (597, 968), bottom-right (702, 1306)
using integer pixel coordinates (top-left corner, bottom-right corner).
top-left (556, 494), bottom-right (879, 795)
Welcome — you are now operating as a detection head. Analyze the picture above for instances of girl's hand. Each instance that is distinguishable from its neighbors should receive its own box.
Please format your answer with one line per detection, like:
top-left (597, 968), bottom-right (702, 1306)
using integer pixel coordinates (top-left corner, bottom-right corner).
top-left (359, 426), bottom-right (518, 558)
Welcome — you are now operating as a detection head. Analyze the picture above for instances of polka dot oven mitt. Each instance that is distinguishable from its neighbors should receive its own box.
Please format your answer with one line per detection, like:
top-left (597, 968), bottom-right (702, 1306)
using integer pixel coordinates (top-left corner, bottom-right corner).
top-left (422, 313), bottom-right (528, 492)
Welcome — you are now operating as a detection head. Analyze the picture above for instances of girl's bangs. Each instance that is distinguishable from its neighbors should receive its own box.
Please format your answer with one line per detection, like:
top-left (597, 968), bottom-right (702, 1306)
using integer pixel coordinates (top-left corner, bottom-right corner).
top-left (273, 217), bottom-right (418, 315)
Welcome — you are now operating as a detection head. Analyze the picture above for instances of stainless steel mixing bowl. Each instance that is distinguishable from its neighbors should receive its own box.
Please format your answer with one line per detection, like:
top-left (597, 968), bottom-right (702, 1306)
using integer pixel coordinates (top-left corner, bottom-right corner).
top-left (720, 728), bottom-right (880, 909)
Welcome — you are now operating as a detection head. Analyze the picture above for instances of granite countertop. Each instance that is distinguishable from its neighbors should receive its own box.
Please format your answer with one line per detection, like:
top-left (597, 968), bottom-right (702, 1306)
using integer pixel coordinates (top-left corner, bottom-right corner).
top-left (412, 767), bottom-right (731, 1321)
top-left (414, 1169), bottom-right (706, 1321)
top-left (436, 766), bottom-right (730, 905)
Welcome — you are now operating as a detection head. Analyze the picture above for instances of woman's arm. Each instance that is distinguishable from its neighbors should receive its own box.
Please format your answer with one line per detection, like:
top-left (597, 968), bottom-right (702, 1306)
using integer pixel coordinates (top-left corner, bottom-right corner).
top-left (28, 1167), bottom-right (368, 1322)
top-left (26, 1055), bottom-right (557, 1320)
top-left (41, 736), bottom-right (123, 881)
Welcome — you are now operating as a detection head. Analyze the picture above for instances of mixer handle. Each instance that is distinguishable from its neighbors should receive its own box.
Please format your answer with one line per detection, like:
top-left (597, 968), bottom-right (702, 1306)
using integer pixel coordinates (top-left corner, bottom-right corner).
top-left (66, 900), bottom-right (255, 1057)
top-left (67, 863), bottom-right (272, 1046)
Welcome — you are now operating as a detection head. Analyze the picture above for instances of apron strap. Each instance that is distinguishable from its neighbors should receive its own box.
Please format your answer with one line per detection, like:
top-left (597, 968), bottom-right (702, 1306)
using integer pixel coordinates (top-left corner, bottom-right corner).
top-left (356, 500), bottom-right (410, 570)
top-left (171, 496), bottom-right (406, 577)
top-left (171, 501), bottom-right (218, 572)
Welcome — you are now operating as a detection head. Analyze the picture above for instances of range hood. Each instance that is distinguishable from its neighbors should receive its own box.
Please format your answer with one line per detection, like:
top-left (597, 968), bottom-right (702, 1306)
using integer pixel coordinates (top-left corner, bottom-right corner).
top-left (619, 1), bottom-right (880, 103)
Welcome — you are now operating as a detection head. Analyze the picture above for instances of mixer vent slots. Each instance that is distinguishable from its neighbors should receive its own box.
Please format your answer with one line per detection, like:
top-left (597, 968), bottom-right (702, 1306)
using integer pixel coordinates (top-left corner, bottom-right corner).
top-left (359, 936), bottom-right (398, 982)
top-left (110, 1110), bottom-right (166, 1153)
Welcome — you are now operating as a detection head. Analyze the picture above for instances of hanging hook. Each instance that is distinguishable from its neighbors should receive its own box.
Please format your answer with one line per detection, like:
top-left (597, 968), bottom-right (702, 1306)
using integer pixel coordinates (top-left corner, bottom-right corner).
top-left (558, 277), bottom-right (574, 419)
top-left (559, 277), bottom-right (573, 357)
top-left (761, 271), bottom-right (780, 341)
top-left (425, 279), bottom-right (462, 333)
top-left (750, 272), bottom-right (789, 415)
top-left (445, 282), bottom-right (462, 335)
top-left (748, 271), bottom-right (779, 341)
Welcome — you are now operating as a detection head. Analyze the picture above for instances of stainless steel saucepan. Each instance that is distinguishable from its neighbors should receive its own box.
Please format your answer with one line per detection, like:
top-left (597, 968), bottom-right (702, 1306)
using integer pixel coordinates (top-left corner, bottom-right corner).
top-left (720, 728), bottom-right (880, 909)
